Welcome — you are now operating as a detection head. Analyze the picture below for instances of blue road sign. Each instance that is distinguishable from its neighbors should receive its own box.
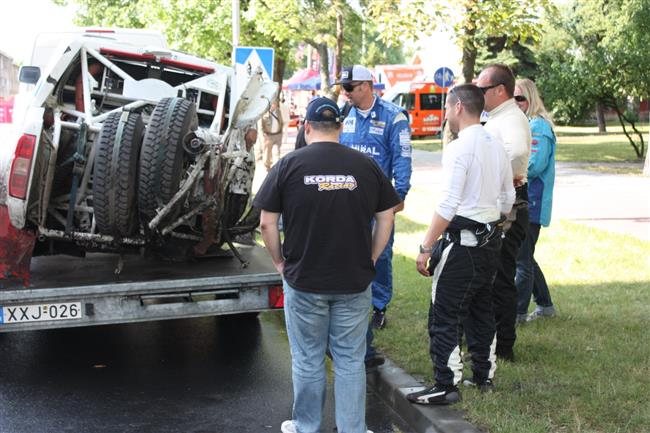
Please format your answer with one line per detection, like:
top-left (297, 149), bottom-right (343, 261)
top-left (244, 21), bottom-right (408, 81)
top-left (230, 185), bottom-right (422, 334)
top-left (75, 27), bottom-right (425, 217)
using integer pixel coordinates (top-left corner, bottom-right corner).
top-left (434, 67), bottom-right (455, 88)
top-left (234, 46), bottom-right (274, 80)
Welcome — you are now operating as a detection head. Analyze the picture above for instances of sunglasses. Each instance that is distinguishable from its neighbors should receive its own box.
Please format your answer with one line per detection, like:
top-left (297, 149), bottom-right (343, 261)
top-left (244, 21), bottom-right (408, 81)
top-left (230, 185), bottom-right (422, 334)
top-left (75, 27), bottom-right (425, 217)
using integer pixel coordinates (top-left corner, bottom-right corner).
top-left (342, 82), bottom-right (363, 92)
top-left (478, 83), bottom-right (502, 94)
top-left (514, 95), bottom-right (527, 102)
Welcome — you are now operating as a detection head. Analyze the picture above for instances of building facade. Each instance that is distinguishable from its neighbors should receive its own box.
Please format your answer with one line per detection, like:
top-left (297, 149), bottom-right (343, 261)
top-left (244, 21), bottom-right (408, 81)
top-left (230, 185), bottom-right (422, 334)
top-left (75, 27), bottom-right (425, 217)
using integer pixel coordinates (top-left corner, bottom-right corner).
top-left (0, 50), bottom-right (20, 98)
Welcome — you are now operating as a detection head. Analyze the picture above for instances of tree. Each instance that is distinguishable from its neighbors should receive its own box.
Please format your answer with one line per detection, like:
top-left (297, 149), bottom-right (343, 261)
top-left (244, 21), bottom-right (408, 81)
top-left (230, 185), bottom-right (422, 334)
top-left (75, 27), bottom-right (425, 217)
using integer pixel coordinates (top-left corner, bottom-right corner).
top-left (366, 0), bottom-right (552, 83)
top-left (251, 0), bottom-right (365, 97)
top-left (536, 0), bottom-right (650, 160)
top-left (57, 0), bottom-right (290, 85)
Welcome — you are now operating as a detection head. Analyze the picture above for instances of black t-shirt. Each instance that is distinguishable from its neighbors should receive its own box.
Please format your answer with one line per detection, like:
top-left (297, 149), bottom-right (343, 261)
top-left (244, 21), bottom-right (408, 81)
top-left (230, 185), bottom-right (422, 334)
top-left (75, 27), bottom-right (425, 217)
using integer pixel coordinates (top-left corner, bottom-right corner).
top-left (253, 141), bottom-right (401, 294)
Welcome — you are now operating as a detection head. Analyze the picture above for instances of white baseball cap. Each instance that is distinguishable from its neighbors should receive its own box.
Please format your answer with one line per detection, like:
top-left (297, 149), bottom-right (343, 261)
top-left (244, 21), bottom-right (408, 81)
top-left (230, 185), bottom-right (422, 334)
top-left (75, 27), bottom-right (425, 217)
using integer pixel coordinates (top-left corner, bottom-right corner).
top-left (334, 65), bottom-right (374, 84)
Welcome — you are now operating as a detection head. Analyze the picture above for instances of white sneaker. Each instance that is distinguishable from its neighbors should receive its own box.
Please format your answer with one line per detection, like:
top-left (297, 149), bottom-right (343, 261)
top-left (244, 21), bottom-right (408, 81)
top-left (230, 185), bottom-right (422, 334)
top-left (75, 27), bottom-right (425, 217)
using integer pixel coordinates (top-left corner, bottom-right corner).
top-left (527, 305), bottom-right (556, 321)
top-left (281, 420), bottom-right (297, 433)
top-left (281, 420), bottom-right (372, 433)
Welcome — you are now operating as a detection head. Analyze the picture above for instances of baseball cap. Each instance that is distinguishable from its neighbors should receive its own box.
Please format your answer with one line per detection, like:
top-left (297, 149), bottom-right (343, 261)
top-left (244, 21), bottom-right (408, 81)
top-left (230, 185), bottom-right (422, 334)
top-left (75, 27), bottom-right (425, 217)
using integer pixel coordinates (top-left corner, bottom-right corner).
top-left (304, 96), bottom-right (341, 123)
top-left (334, 65), bottom-right (374, 85)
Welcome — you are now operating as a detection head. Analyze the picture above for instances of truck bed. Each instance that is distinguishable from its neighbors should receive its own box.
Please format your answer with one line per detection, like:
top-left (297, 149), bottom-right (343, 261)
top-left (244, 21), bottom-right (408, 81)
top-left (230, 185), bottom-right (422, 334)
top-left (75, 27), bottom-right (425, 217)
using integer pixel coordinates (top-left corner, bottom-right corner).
top-left (0, 245), bottom-right (283, 332)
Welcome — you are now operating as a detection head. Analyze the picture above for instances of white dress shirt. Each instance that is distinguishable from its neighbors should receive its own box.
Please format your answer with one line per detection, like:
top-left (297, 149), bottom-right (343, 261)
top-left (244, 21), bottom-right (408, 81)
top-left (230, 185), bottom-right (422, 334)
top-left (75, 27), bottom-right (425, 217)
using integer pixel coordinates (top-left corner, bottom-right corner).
top-left (436, 124), bottom-right (515, 224)
top-left (484, 99), bottom-right (531, 181)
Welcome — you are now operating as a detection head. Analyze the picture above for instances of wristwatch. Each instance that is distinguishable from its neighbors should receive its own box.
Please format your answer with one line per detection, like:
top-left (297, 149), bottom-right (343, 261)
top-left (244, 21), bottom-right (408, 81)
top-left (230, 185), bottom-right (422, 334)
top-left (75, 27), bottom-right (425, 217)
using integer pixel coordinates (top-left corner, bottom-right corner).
top-left (419, 244), bottom-right (433, 254)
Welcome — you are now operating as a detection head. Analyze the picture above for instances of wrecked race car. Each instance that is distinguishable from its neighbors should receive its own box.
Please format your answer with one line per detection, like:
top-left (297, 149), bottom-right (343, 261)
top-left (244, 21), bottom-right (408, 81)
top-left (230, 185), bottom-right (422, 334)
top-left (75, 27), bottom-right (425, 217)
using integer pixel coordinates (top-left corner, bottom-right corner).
top-left (1, 29), bottom-right (278, 283)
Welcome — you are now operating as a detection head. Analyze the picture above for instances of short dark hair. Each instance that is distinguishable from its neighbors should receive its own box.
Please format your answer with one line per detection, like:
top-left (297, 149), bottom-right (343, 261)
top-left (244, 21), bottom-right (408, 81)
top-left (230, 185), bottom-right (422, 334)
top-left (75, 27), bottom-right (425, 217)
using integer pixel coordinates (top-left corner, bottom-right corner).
top-left (484, 63), bottom-right (515, 97)
top-left (447, 84), bottom-right (485, 116)
top-left (307, 119), bottom-right (341, 132)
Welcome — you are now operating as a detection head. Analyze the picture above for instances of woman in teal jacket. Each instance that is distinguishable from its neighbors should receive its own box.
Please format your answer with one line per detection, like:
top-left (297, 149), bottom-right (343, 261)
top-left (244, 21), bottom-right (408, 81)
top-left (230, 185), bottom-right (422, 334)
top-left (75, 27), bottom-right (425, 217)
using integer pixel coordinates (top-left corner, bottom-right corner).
top-left (514, 79), bottom-right (557, 322)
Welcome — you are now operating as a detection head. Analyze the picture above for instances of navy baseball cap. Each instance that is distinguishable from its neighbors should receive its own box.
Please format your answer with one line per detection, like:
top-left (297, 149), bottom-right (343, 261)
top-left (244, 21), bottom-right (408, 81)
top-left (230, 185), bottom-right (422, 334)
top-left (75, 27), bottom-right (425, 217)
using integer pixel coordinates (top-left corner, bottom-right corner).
top-left (304, 97), bottom-right (341, 123)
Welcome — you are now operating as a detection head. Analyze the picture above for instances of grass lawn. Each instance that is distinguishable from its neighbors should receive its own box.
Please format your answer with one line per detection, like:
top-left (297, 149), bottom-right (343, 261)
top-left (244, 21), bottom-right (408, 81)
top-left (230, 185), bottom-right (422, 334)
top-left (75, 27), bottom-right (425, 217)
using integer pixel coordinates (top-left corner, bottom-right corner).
top-left (554, 124), bottom-right (648, 165)
top-left (410, 124), bottom-right (648, 173)
top-left (375, 186), bottom-right (650, 433)
top-left (411, 136), bottom-right (443, 153)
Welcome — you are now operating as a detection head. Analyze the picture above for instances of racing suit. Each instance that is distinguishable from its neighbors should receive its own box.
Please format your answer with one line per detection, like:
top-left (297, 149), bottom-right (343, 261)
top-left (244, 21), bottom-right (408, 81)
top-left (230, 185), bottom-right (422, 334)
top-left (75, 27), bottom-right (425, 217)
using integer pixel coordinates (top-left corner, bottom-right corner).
top-left (340, 95), bottom-right (412, 311)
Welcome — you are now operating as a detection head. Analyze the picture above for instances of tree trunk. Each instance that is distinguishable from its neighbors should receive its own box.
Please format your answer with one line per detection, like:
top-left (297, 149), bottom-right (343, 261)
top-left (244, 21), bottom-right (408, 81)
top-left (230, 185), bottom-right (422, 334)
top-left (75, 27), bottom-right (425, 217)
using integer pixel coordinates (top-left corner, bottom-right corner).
top-left (460, 3), bottom-right (478, 83)
top-left (612, 103), bottom-right (644, 160)
top-left (461, 40), bottom-right (477, 84)
top-left (596, 102), bottom-right (607, 133)
top-left (334, 8), bottom-right (344, 100)
top-left (643, 113), bottom-right (650, 177)
top-left (316, 43), bottom-right (332, 97)
top-left (273, 55), bottom-right (286, 91)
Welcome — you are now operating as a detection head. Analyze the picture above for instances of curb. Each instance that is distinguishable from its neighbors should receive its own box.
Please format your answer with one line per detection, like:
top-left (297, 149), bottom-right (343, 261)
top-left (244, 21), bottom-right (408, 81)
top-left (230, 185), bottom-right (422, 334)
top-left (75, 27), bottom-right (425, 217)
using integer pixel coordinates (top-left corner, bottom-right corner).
top-left (367, 358), bottom-right (483, 433)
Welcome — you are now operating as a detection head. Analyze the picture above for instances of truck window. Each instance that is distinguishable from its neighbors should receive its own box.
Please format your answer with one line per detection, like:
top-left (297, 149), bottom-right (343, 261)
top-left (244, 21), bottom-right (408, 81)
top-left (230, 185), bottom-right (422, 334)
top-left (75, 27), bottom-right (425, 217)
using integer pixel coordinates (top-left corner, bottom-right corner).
top-left (420, 93), bottom-right (443, 110)
top-left (392, 93), bottom-right (415, 111)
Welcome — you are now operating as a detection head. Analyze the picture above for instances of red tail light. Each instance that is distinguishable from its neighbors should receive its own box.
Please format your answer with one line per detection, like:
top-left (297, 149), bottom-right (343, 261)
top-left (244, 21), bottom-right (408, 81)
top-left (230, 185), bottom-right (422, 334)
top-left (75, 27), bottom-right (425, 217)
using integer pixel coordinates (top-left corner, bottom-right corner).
top-left (268, 285), bottom-right (284, 309)
top-left (9, 134), bottom-right (37, 199)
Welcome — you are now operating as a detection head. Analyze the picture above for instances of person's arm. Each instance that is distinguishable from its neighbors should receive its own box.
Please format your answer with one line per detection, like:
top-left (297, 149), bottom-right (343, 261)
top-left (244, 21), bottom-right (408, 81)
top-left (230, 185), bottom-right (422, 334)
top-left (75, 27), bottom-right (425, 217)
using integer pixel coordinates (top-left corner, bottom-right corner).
top-left (371, 208), bottom-right (395, 264)
top-left (415, 212), bottom-right (451, 276)
top-left (527, 120), bottom-right (554, 178)
top-left (259, 210), bottom-right (284, 274)
top-left (389, 112), bottom-right (413, 201)
top-left (498, 114), bottom-right (531, 182)
top-left (499, 154), bottom-right (516, 215)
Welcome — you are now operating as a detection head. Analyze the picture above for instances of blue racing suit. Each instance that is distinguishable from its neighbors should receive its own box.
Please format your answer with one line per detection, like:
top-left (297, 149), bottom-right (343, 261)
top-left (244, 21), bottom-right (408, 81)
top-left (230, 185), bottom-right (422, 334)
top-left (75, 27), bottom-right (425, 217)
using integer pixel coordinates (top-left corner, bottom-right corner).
top-left (340, 96), bottom-right (412, 311)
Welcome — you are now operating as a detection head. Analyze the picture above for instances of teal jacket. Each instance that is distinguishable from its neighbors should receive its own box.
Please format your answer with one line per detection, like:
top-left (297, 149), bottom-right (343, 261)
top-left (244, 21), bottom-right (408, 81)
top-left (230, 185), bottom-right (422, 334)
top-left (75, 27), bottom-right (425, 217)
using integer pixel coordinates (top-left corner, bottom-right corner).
top-left (527, 117), bottom-right (556, 227)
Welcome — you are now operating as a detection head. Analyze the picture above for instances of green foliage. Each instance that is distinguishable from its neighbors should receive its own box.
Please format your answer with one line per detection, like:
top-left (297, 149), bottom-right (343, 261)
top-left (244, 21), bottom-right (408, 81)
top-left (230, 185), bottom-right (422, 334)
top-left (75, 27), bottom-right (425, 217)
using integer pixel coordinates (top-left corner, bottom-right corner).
top-left (60, 0), bottom-right (405, 92)
top-left (359, 25), bottom-right (405, 67)
top-left (536, 0), bottom-right (650, 158)
top-left (366, 0), bottom-right (553, 81)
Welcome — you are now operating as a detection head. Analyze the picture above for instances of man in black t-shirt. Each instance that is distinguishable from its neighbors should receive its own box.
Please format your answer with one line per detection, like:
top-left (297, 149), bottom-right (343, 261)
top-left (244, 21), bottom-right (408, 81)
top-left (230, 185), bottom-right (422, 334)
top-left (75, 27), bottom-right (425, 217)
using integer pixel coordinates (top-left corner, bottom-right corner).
top-left (254, 97), bottom-right (399, 433)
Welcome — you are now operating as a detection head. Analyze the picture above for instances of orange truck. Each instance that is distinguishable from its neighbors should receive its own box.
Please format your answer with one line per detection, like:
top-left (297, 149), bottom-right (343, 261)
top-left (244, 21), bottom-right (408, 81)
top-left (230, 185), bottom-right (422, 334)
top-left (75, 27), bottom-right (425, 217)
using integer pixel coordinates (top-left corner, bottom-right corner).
top-left (386, 81), bottom-right (448, 137)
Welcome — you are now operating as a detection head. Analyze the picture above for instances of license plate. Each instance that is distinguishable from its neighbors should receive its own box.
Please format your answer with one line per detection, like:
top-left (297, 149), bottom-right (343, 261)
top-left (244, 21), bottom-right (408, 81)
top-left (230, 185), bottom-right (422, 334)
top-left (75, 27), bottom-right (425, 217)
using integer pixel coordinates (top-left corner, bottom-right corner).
top-left (0, 302), bottom-right (83, 324)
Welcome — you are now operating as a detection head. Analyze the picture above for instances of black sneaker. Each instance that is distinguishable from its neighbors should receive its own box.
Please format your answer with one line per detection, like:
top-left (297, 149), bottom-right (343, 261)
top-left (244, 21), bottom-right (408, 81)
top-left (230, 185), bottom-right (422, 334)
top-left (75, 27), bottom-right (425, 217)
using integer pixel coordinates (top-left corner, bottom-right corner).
top-left (462, 378), bottom-right (495, 393)
top-left (365, 354), bottom-right (385, 370)
top-left (406, 384), bottom-right (461, 405)
top-left (371, 308), bottom-right (386, 329)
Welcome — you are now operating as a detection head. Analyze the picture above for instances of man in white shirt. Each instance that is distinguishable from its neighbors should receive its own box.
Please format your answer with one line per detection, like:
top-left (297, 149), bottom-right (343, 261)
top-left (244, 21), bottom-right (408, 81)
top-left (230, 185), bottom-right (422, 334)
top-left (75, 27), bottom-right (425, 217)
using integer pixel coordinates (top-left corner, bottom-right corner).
top-left (475, 64), bottom-right (531, 362)
top-left (406, 84), bottom-right (515, 405)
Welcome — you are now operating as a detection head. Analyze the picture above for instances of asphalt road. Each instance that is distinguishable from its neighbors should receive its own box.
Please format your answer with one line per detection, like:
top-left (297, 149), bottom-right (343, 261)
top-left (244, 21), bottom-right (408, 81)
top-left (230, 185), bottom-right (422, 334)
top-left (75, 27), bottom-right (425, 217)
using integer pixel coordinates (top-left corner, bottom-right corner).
top-left (0, 313), bottom-right (414, 433)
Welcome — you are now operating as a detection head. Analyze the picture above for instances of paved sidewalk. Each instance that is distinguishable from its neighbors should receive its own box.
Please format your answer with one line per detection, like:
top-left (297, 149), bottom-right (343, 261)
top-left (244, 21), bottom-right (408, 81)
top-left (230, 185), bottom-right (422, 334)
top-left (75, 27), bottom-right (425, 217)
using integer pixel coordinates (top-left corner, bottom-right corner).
top-left (405, 149), bottom-right (650, 241)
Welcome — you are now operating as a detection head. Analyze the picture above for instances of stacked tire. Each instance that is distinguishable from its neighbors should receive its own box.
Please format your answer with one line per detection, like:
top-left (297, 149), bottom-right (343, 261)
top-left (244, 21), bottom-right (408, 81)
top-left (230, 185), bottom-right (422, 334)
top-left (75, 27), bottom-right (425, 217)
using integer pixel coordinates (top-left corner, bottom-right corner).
top-left (93, 111), bottom-right (144, 237)
top-left (93, 97), bottom-right (198, 239)
top-left (138, 97), bottom-right (198, 226)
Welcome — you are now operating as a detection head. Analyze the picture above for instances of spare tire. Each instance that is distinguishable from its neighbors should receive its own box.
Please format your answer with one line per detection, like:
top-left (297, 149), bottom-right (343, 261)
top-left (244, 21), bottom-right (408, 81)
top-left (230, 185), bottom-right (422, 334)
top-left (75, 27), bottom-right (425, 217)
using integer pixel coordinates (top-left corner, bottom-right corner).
top-left (138, 97), bottom-right (198, 225)
top-left (93, 111), bottom-right (144, 237)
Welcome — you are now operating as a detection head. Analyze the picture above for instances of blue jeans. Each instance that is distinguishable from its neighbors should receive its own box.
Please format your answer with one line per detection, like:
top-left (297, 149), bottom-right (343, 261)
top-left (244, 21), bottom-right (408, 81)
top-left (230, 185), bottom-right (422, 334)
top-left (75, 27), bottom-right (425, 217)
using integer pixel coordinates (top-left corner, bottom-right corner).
top-left (372, 227), bottom-right (394, 310)
top-left (283, 281), bottom-right (371, 433)
top-left (515, 223), bottom-right (553, 315)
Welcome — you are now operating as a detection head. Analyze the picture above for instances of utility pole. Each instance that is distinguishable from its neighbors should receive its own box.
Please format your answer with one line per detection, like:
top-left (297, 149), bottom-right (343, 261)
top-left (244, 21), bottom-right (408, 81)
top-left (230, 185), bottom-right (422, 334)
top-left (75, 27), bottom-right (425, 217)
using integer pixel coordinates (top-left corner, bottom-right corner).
top-left (232, 0), bottom-right (240, 65)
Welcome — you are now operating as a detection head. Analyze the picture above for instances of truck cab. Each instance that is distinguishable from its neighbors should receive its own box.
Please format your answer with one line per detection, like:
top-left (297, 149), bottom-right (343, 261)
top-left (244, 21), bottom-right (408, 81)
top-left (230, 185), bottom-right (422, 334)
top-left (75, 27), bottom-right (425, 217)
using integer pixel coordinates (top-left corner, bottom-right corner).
top-left (388, 81), bottom-right (448, 137)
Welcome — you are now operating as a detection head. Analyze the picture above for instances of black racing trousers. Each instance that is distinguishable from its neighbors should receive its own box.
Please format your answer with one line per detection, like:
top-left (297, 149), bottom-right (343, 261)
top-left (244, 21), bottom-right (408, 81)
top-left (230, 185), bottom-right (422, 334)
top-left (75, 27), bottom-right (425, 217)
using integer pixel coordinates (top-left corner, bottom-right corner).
top-left (428, 237), bottom-right (500, 386)
top-left (492, 187), bottom-right (529, 356)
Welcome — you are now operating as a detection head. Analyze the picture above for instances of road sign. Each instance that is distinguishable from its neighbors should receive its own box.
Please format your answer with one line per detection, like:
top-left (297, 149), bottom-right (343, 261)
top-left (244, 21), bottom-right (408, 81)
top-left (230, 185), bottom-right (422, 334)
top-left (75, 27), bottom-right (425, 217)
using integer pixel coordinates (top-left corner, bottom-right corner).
top-left (434, 67), bottom-right (454, 88)
top-left (234, 46), bottom-right (274, 81)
